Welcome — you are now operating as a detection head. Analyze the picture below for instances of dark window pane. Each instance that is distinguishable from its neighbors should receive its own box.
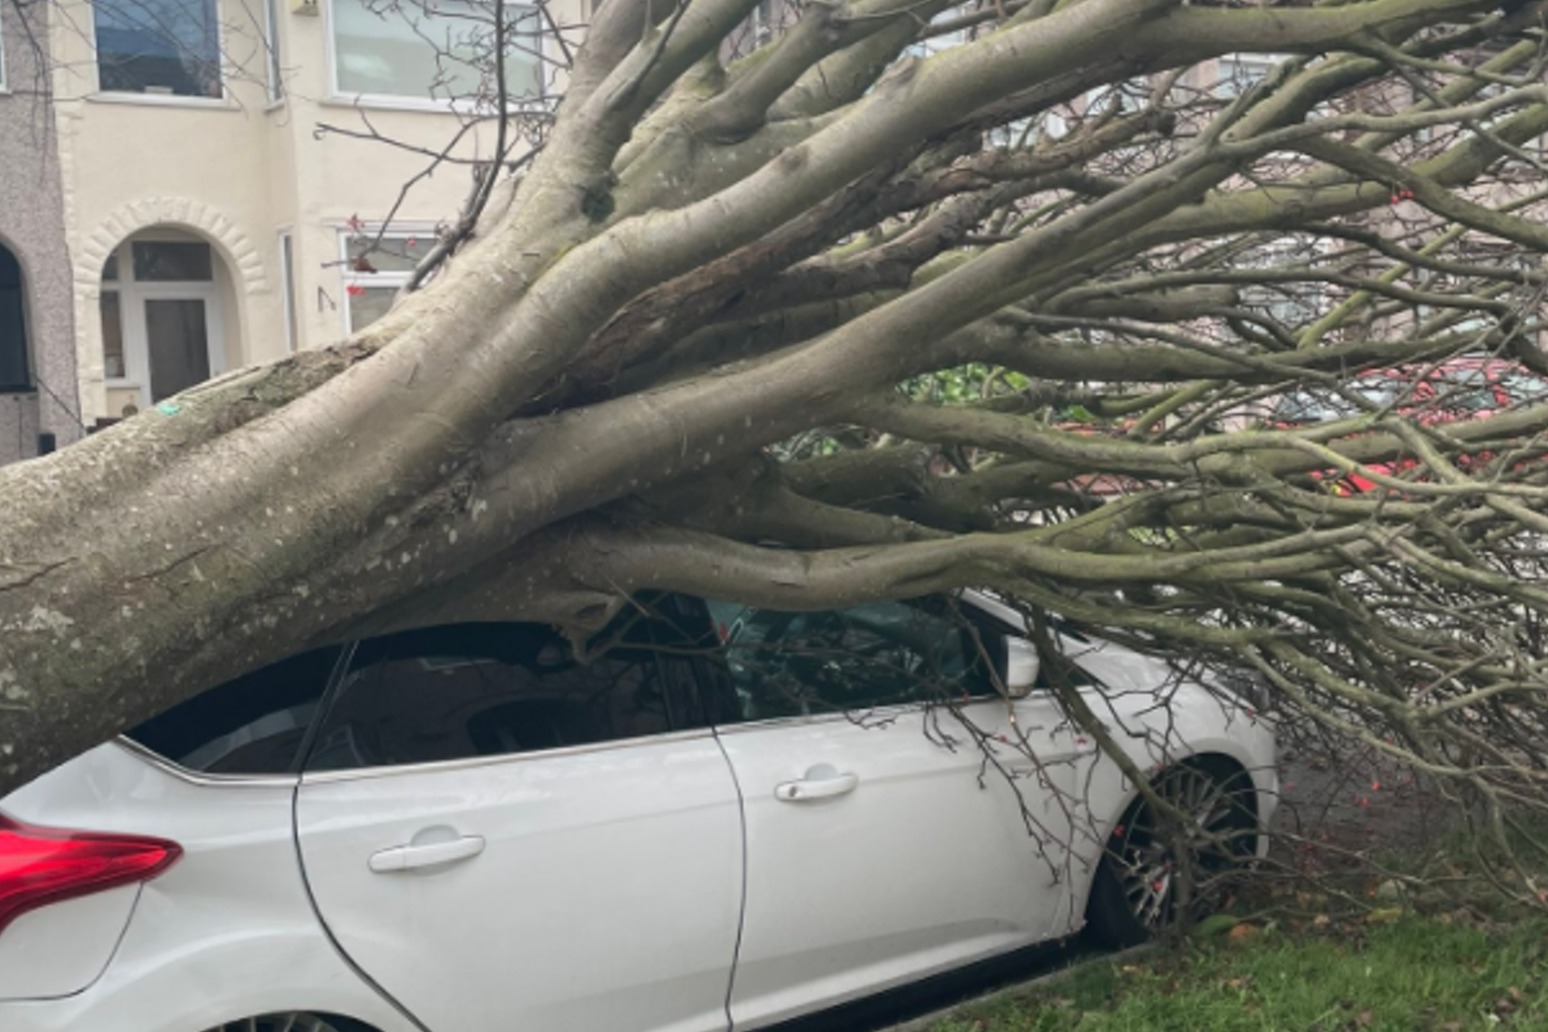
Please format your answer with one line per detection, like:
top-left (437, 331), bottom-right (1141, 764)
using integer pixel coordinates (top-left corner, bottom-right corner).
top-left (591, 593), bottom-right (744, 729)
top-left (705, 598), bottom-right (995, 719)
top-left (127, 647), bottom-right (343, 774)
top-left (307, 623), bottom-right (674, 771)
top-left (0, 246), bottom-right (28, 391)
top-left (100, 291), bottom-right (125, 378)
top-left (94, 0), bottom-right (221, 97)
top-left (145, 298), bottom-right (211, 400)
top-left (346, 284), bottom-right (396, 331)
top-left (132, 241), bottom-right (213, 281)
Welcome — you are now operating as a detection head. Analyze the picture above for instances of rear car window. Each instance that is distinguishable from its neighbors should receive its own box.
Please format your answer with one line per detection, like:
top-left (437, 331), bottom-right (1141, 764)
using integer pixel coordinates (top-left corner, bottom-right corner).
top-left (305, 622), bottom-right (677, 771)
top-left (126, 646), bottom-right (343, 775)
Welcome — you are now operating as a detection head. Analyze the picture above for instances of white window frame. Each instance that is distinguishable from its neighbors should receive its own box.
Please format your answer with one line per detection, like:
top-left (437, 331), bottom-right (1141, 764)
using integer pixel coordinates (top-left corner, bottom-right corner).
top-left (323, 0), bottom-right (545, 112)
top-left (89, 0), bottom-right (227, 101)
top-left (0, 3), bottom-right (9, 94)
top-left (264, 0), bottom-right (284, 104)
top-left (1214, 53), bottom-right (1285, 100)
top-left (279, 230), bottom-right (298, 352)
top-left (749, 0), bottom-right (778, 46)
top-left (338, 226), bottom-right (434, 334)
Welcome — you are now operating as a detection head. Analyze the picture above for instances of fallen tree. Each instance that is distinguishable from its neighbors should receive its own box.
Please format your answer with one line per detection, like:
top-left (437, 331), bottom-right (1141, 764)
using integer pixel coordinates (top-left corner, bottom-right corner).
top-left (5, 0), bottom-right (1548, 886)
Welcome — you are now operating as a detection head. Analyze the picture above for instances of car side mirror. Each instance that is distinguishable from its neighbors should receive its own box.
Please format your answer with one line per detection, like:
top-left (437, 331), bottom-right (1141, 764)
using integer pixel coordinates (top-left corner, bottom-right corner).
top-left (1003, 636), bottom-right (1040, 697)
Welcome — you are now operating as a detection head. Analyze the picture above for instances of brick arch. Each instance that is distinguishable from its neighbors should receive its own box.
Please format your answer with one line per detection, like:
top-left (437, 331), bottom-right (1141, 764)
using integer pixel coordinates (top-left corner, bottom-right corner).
top-left (76, 198), bottom-right (269, 295)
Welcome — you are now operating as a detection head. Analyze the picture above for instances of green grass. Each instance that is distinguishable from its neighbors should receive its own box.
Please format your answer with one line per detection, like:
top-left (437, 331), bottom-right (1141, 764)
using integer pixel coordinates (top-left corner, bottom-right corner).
top-left (927, 916), bottom-right (1548, 1032)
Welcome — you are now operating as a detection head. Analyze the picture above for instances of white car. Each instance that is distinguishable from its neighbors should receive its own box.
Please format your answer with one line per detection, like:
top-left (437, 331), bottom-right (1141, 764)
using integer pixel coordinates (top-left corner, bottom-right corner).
top-left (0, 591), bottom-right (1276, 1032)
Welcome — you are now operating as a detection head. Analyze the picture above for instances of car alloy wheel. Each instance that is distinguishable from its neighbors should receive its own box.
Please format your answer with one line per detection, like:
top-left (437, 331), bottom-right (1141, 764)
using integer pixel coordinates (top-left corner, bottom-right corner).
top-left (1087, 759), bottom-right (1257, 946)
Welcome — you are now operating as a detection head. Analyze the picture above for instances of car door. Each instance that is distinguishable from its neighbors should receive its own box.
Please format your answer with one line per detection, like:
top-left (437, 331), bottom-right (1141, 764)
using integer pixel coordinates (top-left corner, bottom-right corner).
top-left (292, 621), bottom-right (743, 1032)
top-left (703, 598), bottom-right (1093, 1029)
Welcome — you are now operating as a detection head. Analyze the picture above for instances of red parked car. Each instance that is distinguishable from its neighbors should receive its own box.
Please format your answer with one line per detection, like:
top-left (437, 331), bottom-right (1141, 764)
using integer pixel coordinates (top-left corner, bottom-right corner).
top-left (1270, 357), bottom-right (1548, 493)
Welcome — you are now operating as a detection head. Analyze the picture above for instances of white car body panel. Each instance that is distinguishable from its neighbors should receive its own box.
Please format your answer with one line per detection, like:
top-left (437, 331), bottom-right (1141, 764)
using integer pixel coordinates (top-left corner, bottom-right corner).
top-left (0, 886), bottom-right (138, 1000)
top-left (0, 742), bottom-right (408, 1032)
top-left (294, 730), bottom-right (744, 1032)
top-left (718, 694), bottom-right (1093, 1030)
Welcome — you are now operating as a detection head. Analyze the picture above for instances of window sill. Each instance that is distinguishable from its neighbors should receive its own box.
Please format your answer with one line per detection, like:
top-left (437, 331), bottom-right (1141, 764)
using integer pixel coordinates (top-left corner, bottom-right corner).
top-left (321, 92), bottom-right (544, 116)
top-left (87, 91), bottom-right (236, 111)
top-left (321, 92), bottom-right (476, 115)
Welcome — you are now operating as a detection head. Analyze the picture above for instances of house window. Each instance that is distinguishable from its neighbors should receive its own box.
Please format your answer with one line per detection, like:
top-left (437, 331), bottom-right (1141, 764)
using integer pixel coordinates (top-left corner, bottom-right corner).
top-left (93, 0), bottom-right (221, 97)
top-left (1239, 238), bottom-right (1325, 337)
top-left (0, 3), bottom-right (9, 92)
top-left (749, 0), bottom-right (778, 46)
top-left (100, 291), bottom-right (125, 378)
top-left (264, 0), bottom-right (284, 102)
top-left (1084, 81), bottom-right (1145, 117)
top-left (279, 232), bottom-right (298, 352)
top-left (330, 0), bottom-right (543, 104)
top-left (1214, 54), bottom-right (1281, 100)
top-left (0, 245), bottom-right (30, 392)
top-left (340, 230), bottom-right (427, 332)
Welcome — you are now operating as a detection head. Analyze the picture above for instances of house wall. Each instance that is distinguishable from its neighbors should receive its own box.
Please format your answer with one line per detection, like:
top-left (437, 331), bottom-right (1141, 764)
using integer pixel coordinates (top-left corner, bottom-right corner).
top-left (0, 1), bottom-right (82, 465)
top-left (44, 0), bottom-right (587, 425)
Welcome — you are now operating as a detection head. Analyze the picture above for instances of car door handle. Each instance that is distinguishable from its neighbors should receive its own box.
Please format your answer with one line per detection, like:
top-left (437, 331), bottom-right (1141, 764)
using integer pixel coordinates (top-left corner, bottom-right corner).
top-left (368, 834), bottom-right (486, 873)
top-left (775, 765), bottom-right (859, 802)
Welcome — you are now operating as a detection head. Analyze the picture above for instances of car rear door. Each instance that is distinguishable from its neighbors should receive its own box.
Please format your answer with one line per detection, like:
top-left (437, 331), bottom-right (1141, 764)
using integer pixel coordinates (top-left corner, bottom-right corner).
top-left (702, 599), bottom-right (1092, 1029)
top-left (292, 621), bottom-right (743, 1032)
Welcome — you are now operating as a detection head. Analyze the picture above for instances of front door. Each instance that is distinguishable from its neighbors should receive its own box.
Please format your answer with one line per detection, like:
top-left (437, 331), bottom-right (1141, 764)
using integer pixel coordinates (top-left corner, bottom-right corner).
top-left (143, 297), bottom-right (213, 400)
top-left (703, 599), bottom-right (1092, 1029)
top-left (293, 622), bottom-right (744, 1032)
top-left (99, 236), bottom-right (225, 409)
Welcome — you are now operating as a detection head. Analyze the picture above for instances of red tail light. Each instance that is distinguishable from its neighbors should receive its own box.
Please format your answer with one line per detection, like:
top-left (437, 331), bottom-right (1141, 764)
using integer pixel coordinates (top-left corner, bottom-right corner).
top-left (0, 812), bottom-right (181, 937)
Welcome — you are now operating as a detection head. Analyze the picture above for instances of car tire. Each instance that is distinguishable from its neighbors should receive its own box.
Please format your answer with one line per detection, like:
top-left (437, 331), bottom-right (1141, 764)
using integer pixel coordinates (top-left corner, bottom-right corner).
top-left (1084, 758), bottom-right (1258, 948)
top-left (205, 1013), bottom-right (375, 1032)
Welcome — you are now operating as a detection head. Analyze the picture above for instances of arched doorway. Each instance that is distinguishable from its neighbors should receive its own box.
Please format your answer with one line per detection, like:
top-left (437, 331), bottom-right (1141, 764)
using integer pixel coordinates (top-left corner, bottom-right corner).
top-left (98, 227), bottom-right (234, 411)
top-left (0, 243), bottom-right (30, 393)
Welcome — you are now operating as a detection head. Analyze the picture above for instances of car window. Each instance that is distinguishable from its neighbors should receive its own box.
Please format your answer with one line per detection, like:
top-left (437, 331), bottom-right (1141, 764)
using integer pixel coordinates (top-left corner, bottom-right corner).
top-left (704, 598), bottom-right (996, 720)
top-left (1429, 367), bottom-right (1495, 413)
top-left (305, 622), bottom-right (676, 771)
top-left (126, 645), bottom-right (344, 775)
top-left (1277, 367), bottom-right (1548, 425)
top-left (588, 593), bottom-right (746, 729)
top-left (1274, 379), bottom-right (1401, 422)
top-left (1501, 372), bottom-right (1548, 403)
